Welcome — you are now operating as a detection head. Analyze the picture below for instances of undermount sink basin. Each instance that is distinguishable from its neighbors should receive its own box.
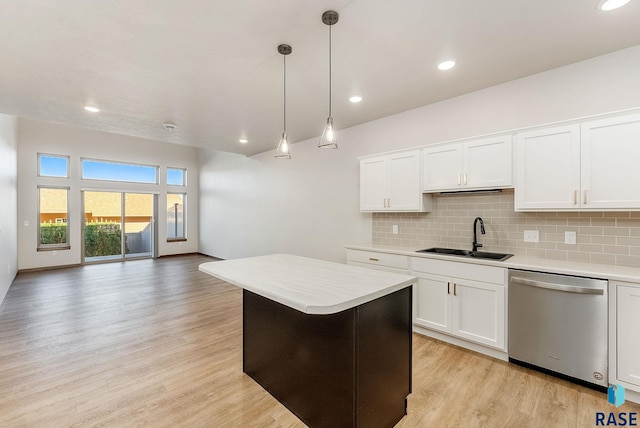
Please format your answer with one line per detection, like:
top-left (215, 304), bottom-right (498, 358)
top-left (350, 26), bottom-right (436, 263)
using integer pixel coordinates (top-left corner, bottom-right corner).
top-left (416, 247), bottom-right (513, 261)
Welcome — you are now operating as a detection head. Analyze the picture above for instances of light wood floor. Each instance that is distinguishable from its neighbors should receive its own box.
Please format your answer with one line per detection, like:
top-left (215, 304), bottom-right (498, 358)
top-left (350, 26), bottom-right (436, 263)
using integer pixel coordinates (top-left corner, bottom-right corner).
top-left (0, 254), bottom-right (637, 427)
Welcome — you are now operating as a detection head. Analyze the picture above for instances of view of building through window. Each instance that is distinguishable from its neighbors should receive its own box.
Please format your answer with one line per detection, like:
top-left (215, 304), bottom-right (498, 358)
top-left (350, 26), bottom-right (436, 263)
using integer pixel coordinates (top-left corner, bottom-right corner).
top-left (167, 193), bottom-right (185, 240)
top-left (38, 187), bottom-right (69, 249)
top-left (83, 191), bottom-right (155, 261)
top-left (37, 154), bottom-right (188, 257)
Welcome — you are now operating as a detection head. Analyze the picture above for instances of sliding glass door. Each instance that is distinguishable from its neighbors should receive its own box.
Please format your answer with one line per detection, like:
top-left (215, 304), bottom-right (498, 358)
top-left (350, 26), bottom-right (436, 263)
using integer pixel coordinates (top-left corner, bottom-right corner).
top-left (83, 191), bottom-right (155, 263)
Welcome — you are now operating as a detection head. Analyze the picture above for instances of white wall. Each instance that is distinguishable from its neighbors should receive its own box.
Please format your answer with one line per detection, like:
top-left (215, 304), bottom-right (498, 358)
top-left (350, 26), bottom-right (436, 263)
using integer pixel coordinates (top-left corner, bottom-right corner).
top-left (198, 146), bottom-right (371, 262)
top-left (17, 119), bottom-right (200, 270)
top-left (198, 44), bottom-right (640, 263)
top-left (0, 114), bottom-right (18, 303)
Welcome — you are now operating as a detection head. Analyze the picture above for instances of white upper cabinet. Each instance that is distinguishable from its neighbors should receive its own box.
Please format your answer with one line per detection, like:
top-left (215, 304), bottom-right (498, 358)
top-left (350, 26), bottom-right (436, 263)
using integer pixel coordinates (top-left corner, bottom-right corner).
top-left (360, 150), bottom-right (431, 212)
top-left (515, 125), bottom-right (581, 210)
top-left (581, 114), bottom-right (640, 209)
top-left (422, 135), bottom-right (513, 192)
top-left (516, 112), bottom-right (640, 211)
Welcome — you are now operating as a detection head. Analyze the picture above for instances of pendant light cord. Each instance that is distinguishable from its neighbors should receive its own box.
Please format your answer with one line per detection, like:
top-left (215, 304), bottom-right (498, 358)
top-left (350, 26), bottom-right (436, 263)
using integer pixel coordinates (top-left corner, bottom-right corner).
top-left (328, 23), bottom-right (332, 118)
top-left (283, 53), bottom-right (287, 132)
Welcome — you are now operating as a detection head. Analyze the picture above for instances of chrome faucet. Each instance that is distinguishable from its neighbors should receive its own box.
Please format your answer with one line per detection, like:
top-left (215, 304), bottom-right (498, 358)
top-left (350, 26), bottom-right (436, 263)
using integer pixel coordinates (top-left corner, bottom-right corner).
top-left (472, 217), bottom-right (485, 252)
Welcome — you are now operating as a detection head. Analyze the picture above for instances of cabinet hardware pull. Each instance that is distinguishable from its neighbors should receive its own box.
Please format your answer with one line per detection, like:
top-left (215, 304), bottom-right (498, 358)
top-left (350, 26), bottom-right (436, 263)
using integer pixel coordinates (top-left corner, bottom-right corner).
top-left (453, 283), bottom-right (457, 296)
top-left (573, 190), bottom-right (578, 205)
top-left (388, 198), bottom-right (391, 207)
top-left (383, 198), bottom-right (387, 208)
top-left (457, 173), bottom-right (461, 185)
top-left (447, 282), bottom-right (451, 294)
top-left (463, 173), bottom-right (468, 185)
top-left (369, 258), bottom-right (379, 262)
top-left (584, 190), bottom-right (588, 205)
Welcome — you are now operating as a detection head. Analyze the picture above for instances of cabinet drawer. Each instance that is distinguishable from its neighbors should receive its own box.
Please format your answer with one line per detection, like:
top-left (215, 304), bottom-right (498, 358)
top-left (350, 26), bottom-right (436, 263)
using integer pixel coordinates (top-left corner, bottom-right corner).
top-left (346, 249), bottom-right (409, 270)
top-left (411, 257), bottom-right (505, 285)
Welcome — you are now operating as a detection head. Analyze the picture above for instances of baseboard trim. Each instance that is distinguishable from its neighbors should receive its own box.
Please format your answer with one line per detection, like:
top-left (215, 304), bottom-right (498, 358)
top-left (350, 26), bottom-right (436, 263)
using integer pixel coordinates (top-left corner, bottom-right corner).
top-left (18, 263), bottom-right (82, 274)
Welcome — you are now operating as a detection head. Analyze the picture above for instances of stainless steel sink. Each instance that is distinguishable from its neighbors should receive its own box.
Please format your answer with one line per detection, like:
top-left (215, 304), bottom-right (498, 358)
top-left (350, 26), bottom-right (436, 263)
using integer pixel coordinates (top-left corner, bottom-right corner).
top-left (416, 247), bottom-right (513, 261)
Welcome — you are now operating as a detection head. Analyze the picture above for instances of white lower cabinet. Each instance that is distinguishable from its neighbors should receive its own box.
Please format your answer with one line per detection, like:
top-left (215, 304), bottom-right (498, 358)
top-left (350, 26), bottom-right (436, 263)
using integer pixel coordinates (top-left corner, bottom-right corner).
top-left (346, 249), bottom-right (409, 274)
top-left (412, 257), bottom-right (506, 351)
top-left (615, 282), bottom-right (640, 389)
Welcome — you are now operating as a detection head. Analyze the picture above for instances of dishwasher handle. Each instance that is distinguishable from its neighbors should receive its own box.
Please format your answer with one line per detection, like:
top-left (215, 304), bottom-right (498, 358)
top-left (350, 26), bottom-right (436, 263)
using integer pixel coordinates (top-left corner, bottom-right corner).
top-left (510, 276), bottom-right (605, 295)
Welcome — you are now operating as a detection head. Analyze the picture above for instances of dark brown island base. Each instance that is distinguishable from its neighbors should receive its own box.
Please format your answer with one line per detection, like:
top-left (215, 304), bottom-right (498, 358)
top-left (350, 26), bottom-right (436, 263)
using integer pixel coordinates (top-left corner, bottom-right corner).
top-left (200, 254), bottom-right (416, 428)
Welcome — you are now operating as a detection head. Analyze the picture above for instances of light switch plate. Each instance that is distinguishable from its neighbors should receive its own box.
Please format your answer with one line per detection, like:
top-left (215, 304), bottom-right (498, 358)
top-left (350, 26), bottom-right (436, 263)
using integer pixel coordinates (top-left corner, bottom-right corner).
top-left (392, 225), bottom-right (399, 234)
top-left (524, 230), bottom-right (539, 243)
top-left (565, 231), bottom-right (577, 245)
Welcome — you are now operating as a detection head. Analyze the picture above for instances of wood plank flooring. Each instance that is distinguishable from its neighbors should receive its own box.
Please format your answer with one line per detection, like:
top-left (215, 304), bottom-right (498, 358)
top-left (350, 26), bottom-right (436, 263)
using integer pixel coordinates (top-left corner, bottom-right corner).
top-left (0, 254), bottom-right (637, 427)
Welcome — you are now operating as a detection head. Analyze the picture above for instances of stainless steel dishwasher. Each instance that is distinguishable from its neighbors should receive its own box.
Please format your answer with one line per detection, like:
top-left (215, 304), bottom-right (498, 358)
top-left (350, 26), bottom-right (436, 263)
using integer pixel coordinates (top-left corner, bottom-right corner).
top-left (508, 269), bottom-right (608, 389)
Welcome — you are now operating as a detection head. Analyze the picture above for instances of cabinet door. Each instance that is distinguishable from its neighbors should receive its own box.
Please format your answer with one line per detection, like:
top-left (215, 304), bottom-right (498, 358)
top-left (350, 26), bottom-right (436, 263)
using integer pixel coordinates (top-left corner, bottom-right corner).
top-left (581, 113), bottom-right (640, 209)
top-left (360, 156), bottom-right (387, 211)
top-left (413, 273), bottom-right (451, 333)
top-left (422, 144), bottom-right (462, 191)
top-left (464, 135), bottom-right (513, 189)
top-left (515, 125), bottom-right (581, 210)
top-left (617, 285), bottom-right (640, 387)
top-left (451, 279), bottom-right (505, 350)
top-left (387, 150), bottom-right (421, 210)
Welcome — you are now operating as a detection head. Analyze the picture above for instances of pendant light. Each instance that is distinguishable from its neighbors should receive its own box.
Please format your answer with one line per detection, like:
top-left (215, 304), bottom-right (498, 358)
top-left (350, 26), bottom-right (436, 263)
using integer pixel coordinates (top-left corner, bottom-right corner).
top-left (319, 10), bottom-right (339, 149)
top-left (275, 44), bottom-right (292, 159)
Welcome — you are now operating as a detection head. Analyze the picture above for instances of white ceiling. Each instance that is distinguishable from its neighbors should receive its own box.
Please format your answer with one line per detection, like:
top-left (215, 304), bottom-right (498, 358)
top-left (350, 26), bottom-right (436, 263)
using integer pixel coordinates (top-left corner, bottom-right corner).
top-left (1, 1), bottom-right (640, 156)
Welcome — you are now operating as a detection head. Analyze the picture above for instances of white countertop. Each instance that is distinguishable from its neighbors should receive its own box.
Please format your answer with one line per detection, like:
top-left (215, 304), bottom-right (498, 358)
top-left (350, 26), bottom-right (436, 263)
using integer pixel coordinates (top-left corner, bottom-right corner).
top-left (199, 254), bottom-right (417, 315)
top-left (345, 243), bottom-right (640, 283)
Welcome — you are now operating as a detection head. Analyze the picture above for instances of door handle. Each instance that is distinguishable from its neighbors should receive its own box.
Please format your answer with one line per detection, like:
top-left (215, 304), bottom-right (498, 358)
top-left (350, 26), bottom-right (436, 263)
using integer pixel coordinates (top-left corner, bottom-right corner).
top-left (457, 174), bottom-right (461, 185)
top-left (573, 190), bottom-right (578, 205)
top-left (463, 173), bottom-right (468, 185)
top-left (583, 190), bottom-right (588, 205)
top-left (447, 282), bottom-right (451, 294)
top-left (453, 283), bottom-right (457, 296)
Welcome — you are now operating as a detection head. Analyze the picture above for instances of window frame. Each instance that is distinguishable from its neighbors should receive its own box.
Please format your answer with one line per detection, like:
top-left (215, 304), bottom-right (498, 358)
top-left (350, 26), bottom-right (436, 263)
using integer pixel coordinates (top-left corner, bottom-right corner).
top-left (167, 167), bottom-right (187, 187)
top-left (81, 158), bottom-right (159, 184)
top-left (37, 186), bottom-right (71, 251)
top-left (166, 192), bottom-right (186, 242)
top-left (38, 153), bottom-right (70, 178)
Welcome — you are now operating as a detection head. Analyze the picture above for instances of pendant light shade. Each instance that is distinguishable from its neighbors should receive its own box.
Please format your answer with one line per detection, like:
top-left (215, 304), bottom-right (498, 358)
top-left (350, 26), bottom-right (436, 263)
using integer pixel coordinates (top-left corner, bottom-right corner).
top-left (319, 10), bottom-right (339, 149)
top-left (275, 44), bottom-right (292, 159)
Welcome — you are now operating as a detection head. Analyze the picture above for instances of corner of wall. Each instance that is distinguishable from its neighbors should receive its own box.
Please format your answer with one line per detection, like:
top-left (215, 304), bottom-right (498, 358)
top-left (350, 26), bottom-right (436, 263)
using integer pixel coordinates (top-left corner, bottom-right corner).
top-left (0, 114), bottom-right (19, 305)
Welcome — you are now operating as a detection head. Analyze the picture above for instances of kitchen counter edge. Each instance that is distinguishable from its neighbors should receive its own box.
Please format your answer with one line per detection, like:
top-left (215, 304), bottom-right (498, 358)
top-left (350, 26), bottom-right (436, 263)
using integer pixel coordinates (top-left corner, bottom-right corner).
top-left (345, 243), bottom-right (640, 283)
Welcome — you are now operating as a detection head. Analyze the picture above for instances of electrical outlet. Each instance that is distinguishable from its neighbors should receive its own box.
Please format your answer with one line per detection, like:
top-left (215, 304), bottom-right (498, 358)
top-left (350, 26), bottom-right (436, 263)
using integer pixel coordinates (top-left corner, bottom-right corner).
top-left (565, 231), bottom-right (577, 245)
top-left (524, 230), bottom-right (539, 243)
top-left (392, 225), bottom-right (399, 234)
top-left (24, 220), bottom-right (29, 227)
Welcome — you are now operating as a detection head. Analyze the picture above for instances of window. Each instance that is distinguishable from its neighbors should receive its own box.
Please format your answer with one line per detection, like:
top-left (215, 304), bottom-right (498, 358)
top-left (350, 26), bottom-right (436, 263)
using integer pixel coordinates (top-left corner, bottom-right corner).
top-left (167, 193), bottom-right (186, 241)
top-left (167, 168), bottom-right (186, 186)
top-left (38, 154), bottom-right (69, 178)
top-left (38, 187), bottom-right (70, 250)
top-left (82, 159), bottom-right (158, 184)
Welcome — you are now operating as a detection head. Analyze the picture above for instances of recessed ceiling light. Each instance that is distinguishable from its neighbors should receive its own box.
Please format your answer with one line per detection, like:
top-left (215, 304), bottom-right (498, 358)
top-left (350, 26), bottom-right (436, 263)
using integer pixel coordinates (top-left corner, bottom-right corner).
top-left (239, 138), bottom-right (248, 144)
top-left (84, 106), bottom-right (100, 113)
top-left (349, 96), bottom-right (362, 103)
top-left (437, 59), bottom-right (456, 71)
top-left (598, 0), bottom-right (631, 10)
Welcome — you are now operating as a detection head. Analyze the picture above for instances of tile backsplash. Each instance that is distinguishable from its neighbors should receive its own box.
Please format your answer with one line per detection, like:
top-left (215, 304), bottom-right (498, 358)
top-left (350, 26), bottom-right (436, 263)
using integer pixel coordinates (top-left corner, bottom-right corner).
top-left (372, 189), bottom-right (640, 267)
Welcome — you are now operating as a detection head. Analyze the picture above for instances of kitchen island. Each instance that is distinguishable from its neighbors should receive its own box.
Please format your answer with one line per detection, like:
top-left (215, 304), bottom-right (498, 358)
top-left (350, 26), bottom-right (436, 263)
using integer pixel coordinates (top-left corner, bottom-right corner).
top-left (199, 254), bottom-right (416, 428)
